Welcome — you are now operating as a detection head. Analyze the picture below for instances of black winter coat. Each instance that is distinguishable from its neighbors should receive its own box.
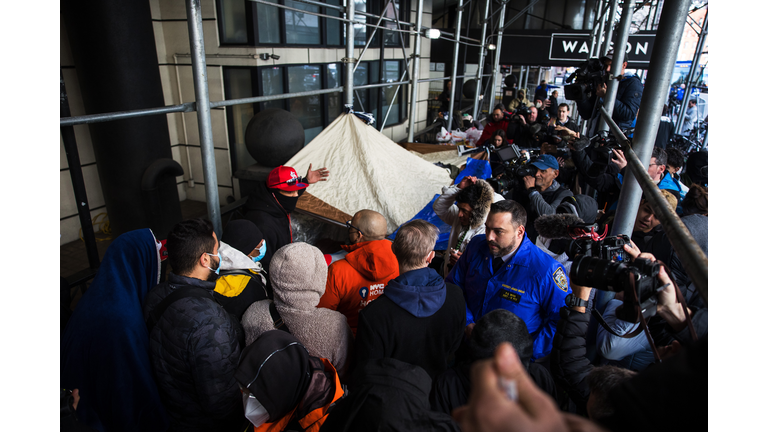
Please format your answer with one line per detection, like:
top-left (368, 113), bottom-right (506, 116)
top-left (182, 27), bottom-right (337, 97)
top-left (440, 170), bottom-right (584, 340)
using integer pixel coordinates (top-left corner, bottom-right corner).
top-left (244, 181), bottom-right (304, 272)
top-left (356, 283), bottom-right (465, 380)
top-left (143, 273), bottom-right (245, 432)
top-left (576, 74), bottom-right (643, 131)
top-left (320, 358), bottom-right (461, 432)
top-left (550, 306), bottom-right (592, 416)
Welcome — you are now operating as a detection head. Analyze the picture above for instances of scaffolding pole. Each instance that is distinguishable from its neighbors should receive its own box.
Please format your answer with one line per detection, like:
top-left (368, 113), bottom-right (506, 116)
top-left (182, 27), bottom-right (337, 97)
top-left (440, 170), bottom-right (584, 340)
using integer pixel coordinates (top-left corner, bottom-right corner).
top-left (407, 0), bottom-right (425, 142)
top-left (595, 0), bottom-right (609, 57)
top-left (344, 0), bottom-right (355, 106)
top-left (61, 71), bottom-right (100, 269)
top-left (590, 0), bottom-right (605, 58)
top-left (186, 0), bottom-right (222, 237)
top-left (447, 0), bottom-right (464, 126)
top-left (675, 9), bottom-right (708, 134)
top-left (472, 0), bottom-right (492, 120)
top-left (602, 0), bottom-right (619, 57)
top-left (597, 0), bottom-right (695, 311)
top-left (488, 1), bottom-right (507, 111)
top-left (353, 0), bottom-right (394, 73)
top-left (596, 0), bottom-right (635, 135)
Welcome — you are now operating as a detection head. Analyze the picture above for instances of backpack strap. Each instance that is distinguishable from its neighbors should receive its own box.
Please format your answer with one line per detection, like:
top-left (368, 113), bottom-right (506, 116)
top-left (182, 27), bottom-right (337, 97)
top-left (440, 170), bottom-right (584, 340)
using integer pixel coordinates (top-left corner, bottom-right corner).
top-left (146, 286), bottom-right (212, 334)
top-left (269, 301), bottom-right (291, 334)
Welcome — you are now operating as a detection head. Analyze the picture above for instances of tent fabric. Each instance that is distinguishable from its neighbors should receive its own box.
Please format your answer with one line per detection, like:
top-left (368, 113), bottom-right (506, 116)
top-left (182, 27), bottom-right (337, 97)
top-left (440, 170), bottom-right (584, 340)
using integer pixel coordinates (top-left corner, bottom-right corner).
top-left (408, 149), bottom-right (469, 169)
top-left (285, 114), bottom-right (453, 232)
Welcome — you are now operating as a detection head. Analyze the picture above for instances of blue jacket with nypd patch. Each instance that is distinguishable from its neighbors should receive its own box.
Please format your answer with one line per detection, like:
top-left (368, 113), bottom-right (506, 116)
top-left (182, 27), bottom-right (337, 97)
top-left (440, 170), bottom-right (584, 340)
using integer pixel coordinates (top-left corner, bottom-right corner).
top-left (446, 233), bottom-right (571, 360)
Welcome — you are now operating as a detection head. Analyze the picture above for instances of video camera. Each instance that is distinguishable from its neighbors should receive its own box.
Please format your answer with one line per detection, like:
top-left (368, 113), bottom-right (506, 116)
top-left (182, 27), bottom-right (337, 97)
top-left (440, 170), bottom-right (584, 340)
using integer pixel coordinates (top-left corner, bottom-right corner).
top-left (530, 124), bottom-right (571, 160)
top-left (570, 255), bottom-right (663, 323)
top-left (546, 221), bottom-right (631, 262)
top-left (486, 144), bottom-right (537, 196)
top-left (506, 105), bottom-right (532, 123)
top-left (564, 58), bottom-right (610, 101)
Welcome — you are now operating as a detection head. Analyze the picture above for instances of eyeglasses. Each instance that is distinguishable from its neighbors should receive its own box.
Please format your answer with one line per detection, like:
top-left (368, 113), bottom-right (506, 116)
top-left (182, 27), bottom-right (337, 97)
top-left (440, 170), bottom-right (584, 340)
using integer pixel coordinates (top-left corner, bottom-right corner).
top-left (346, 220), bottom-right (363, 236)
top-left (270, 176), bottom-right (301, 187)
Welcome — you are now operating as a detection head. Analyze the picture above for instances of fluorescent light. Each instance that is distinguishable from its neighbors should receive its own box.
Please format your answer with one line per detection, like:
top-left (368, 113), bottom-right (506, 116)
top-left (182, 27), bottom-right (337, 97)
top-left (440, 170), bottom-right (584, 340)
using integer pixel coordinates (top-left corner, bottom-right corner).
top-left (425, 29), bottom-right (441, 39)
top-left (487, 43), bottom-right (497, 51)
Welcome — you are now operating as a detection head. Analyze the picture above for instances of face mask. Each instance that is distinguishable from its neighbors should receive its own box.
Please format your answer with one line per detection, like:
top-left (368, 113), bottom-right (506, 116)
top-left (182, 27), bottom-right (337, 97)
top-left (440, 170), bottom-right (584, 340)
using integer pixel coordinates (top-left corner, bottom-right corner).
top-left (252, 242), bottom-right (267, 263)
top-left (206, 252), bottom-right (221, 275)
top-left (242, 392), bottom-right (270, 427)
top-left (272, 191), bottom-right (299, 213)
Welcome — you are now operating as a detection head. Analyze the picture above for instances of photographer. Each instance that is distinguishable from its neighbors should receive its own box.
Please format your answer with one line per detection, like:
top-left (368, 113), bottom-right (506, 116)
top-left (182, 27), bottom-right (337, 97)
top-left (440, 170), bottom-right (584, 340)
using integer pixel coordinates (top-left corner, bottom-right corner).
top-left (551, 249), bottom-right (703, 421)
top-left (506, 105), bottom-right (542, 148)
top-left (512, 154), bottom-right (574, 242)
top-left (574, 50), bottom-right (643, 136)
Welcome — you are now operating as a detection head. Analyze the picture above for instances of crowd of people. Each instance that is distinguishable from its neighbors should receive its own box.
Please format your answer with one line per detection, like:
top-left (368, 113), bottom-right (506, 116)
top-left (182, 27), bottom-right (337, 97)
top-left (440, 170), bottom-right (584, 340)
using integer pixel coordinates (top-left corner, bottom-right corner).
top-left (61, 50), bottom-right (708, 432)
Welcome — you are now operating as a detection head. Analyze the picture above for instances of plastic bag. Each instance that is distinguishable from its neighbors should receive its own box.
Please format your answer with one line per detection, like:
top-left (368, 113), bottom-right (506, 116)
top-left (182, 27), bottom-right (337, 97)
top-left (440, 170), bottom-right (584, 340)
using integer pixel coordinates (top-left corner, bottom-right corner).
top-left (436, 127), bottom-right (451, 143)
top-left (465, 127), bottom-right (482, 146)
top-left (450, 130), bottom-right (467, 144)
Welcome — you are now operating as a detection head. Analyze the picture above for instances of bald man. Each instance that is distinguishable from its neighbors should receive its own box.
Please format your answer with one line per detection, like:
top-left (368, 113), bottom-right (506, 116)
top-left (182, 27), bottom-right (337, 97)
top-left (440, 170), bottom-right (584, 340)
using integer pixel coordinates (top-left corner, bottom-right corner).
top-left (318, 210), bottom-right (399, 336)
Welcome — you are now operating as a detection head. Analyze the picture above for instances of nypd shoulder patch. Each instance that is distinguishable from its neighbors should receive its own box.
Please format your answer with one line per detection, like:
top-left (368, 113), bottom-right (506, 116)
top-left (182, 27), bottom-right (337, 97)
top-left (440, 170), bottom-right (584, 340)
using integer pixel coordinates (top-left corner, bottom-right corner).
top-left (553, 267), bottom-right (569, 292)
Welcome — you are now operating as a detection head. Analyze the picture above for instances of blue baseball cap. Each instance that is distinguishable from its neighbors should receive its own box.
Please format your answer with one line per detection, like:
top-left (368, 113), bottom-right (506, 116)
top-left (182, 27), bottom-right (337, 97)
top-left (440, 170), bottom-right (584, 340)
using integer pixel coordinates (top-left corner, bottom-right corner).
top-left (531, 154), bottom-right (559, 171)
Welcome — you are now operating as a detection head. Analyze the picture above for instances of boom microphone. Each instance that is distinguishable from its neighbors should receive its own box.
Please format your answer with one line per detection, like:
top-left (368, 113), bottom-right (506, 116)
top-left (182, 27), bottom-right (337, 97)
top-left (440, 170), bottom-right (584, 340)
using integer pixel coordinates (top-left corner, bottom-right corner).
top-left (534, 214), bottom-right (584, 240)
top-left (571, 136), bottom-right (591, 152)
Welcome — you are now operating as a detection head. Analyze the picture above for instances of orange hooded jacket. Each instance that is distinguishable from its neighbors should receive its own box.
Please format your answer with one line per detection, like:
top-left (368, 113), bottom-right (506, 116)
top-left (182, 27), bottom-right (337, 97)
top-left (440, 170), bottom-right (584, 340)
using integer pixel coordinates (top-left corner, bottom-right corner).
top-left (317, 239), bottom-right (399, 336)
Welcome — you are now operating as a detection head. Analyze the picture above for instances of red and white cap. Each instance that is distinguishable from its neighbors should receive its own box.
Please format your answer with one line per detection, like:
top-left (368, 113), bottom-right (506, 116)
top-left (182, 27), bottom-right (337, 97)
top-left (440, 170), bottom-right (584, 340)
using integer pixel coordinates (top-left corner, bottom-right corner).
top-left (267, 166), bottom-right (309, 191)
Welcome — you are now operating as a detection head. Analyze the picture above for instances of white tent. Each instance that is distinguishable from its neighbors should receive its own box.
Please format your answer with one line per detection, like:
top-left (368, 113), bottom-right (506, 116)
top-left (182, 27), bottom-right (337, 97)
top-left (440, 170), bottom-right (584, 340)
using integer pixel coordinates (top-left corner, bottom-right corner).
top-left (287, 113), bottom-right (454, 232)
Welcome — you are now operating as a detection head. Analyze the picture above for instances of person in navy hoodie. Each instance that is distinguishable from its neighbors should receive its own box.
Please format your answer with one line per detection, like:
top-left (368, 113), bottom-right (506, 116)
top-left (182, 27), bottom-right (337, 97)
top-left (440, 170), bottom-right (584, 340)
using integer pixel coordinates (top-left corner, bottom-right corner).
top-left (355, 220), bottom-right (466, 379)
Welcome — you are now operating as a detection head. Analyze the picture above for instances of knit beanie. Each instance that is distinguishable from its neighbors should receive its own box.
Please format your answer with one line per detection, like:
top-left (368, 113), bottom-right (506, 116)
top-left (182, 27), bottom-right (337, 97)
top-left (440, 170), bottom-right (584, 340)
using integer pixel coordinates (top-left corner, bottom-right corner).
top-left (269, 242), bottom-right (328, 307)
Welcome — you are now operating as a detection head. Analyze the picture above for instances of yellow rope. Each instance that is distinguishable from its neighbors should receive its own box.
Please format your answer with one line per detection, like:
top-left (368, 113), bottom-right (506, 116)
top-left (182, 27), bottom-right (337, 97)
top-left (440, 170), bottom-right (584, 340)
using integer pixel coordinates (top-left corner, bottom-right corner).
top-left (79, 212), bottom-right (112, 242)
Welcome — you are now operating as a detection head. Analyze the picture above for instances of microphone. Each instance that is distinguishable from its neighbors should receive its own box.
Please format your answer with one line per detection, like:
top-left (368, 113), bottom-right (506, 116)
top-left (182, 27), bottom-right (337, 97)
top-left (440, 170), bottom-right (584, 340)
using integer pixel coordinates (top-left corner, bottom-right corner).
top-left (534, 214), bottom-right (584, 240)
top-left (571, 136), bottom-right (591, 152)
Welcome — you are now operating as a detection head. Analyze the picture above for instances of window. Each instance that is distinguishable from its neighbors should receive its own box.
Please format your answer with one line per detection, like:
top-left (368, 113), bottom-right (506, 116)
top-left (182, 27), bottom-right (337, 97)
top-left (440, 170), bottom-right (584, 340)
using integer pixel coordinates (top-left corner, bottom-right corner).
top-left (223, 61), bottom-right (408, 171)
top-left (349, 0), bottom-right (409, 48)
top-left (217, 0), bottom-right (342, 46)
top-left (217, 0), bottom-right (409, 47)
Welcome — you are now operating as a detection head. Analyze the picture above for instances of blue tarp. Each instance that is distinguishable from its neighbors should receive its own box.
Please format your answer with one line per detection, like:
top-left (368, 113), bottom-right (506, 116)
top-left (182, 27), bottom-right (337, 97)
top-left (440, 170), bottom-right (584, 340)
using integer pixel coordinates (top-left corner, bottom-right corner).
top-left (454, 157), bottom-right (492, 184)
top-left (388, 194), bottom-right (452, 251)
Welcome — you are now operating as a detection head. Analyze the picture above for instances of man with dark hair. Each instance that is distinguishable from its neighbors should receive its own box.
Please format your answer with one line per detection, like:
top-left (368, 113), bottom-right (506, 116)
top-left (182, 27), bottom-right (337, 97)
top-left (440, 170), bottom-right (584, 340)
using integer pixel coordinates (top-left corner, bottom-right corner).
top-left (143, 218), bottom-right (246, 432)
top-left (430, 309), bottom-right (556, 415)
top-left (433, 176), bottom-right (504, 275)
top-left (447, 200), bottom-right (571, 361)
top-left (476, 104), bottom-right (510, 147)
top-left (586, 366), bottom-right (638, 420)
top-left (551, 103), bottom-right (578, 134)
top-left (356, 220), bottom-right (466, 379)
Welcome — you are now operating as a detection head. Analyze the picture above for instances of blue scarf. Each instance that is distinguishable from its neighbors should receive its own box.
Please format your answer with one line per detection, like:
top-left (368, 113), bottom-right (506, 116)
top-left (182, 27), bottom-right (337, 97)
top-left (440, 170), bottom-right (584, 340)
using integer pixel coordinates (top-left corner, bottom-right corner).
top-left (61, 229), bottom-right (169, 432)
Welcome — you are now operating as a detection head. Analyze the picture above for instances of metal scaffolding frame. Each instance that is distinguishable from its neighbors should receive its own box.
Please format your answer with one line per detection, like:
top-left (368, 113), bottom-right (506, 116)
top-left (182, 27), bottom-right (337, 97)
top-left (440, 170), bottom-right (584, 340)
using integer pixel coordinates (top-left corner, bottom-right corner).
top-left (61, 0), bottom-right (702, 287)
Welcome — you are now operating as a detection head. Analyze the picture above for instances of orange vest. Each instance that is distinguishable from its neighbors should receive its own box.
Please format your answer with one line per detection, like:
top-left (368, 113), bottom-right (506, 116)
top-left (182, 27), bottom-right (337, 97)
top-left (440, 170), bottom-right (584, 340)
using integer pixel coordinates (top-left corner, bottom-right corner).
top-left (253, 358), bottom-right (345, 432)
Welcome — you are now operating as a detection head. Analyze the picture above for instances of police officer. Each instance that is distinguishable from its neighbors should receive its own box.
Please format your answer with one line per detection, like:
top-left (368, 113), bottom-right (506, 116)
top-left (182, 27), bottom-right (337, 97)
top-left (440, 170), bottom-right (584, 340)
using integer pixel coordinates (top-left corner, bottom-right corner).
top-left (446, 200), bottom-right (571, 361)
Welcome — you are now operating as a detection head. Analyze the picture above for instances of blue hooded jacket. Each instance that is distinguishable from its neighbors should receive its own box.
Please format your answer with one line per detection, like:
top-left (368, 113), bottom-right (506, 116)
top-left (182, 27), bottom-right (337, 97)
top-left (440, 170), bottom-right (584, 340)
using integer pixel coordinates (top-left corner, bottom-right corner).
top-left (384, 267), bottom-right (446, 318)
top-left (61, 229), bottom-right (169, 432)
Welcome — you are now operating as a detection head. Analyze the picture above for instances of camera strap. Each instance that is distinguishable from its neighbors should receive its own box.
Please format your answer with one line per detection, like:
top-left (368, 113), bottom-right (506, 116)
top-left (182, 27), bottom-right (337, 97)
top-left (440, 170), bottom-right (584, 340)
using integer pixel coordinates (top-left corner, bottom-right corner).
top-left (591, 309), bottom-right (645, 339)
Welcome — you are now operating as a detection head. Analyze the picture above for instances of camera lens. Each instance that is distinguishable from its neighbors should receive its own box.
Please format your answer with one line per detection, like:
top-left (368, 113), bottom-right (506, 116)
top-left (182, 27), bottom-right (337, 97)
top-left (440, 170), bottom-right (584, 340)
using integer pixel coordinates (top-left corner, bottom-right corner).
top-left (570, 256), bottom-right (626, 292)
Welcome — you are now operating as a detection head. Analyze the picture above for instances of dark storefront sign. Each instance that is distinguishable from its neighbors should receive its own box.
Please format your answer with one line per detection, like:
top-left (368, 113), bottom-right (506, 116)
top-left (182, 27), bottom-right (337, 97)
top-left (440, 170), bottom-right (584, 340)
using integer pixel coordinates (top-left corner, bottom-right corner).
top-left (430, 29), bottom-right (655, 69)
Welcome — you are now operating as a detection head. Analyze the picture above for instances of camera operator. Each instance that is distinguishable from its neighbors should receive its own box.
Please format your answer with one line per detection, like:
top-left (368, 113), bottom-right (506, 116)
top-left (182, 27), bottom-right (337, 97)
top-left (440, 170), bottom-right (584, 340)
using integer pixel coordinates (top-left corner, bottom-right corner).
top-left (506, 105), bottom-right (544, 148)
top-left (512, 154), bottom-right (574, 242)
top-left (575, 50), bottom-right (643, 137)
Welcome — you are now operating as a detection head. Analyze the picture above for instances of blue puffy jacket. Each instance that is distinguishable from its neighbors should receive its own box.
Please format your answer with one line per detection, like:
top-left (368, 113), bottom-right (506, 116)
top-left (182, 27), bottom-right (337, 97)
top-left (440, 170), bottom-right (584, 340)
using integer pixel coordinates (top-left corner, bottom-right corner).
top-left (446, 233), bottom-right (571, 360)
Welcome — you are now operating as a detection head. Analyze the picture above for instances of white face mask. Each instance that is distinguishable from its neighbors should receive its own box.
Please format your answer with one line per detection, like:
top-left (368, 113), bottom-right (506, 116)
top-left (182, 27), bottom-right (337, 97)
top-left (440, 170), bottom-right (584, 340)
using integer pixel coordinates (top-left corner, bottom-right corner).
top-left (242, 392), bottom-right (270, 427)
